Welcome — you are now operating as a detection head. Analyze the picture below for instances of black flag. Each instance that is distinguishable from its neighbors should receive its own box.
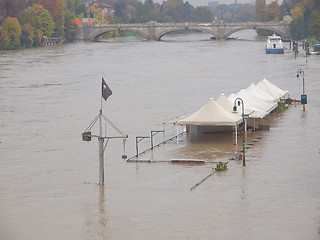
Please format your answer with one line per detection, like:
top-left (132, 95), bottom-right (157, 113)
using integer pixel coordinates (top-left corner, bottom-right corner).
top-left (102, 77), bottom-right (112, 101)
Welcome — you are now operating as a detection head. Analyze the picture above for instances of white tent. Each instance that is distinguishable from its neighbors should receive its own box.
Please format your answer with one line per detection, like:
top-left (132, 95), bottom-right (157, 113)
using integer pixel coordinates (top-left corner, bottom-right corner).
top-left (236, 89), bottom-right (278, 114)
top-left (256, 78), bottom-right (289, 101)
top-left (177, 98), bottom-right (242, 126)
top-left (246, 83), bottom-right (278, 102)
top-left (228, 93), bottom-right (268, 119)
top-left (217, 93), bottom-right (254, 116)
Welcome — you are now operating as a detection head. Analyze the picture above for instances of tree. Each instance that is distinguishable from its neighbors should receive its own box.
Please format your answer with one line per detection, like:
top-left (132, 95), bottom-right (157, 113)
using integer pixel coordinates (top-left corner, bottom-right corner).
top-left (254, 0), bottom-right (266, 21)
top-left (291, 6), bottom-right (303, 20)
top-left (234, 4), bottom-right (254, 22)
top-left (309, 10), bottom-right (320, 38)
top-left (290, 15), bottom-right (307, 39)
top-left (20, 23), bottom-right (34, 47)
top-left (55, 0), bottom-right (65, 38)
top-left (182, 2), bottom-right (193, 22)
top-left (19, 4), bottom-right (55, 38)
top-left (191, 7), bottom-right (213, 22)
top-left (265, 1), bottom-right (283, 21)
top-left (162, 0), bottom-right (185, 22)
top-left (0, 0), bottom-right (26, 18)
top-left (0, 17), bottom-right (22, 50)
top-left (88, 3), bottom-right (108, 23)
top-left (39, 9), bottom-right (55, 37)
top-left (64, 10), bottom-right (77, 42)
top-left (37, 0), bottom-right (58, 22)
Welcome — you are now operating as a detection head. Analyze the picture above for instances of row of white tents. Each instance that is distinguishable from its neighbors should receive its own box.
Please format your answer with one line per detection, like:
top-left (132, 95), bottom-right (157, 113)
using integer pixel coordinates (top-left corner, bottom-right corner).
top-left (176, 78), bottom-right (289, 134)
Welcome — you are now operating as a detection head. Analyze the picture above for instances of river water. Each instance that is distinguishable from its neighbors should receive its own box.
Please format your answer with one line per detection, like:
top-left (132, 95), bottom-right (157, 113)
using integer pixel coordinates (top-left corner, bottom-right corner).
top-left (1, 30), bottom-right (320, 240)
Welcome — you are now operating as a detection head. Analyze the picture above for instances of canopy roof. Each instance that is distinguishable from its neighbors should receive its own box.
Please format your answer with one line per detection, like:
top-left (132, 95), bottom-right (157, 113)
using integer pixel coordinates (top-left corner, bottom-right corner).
top-left (228, 93), bottom-right (268, 119)
top-left (177, 98), bottom-right (242, 126)
top-left (256, 78), bottom-right (288, 101)
top-left (217, 93), bottom-right (254, 116)
top-left (235, 89), bottom-right (278, 114)
top-left (246, 83), bottom-right (277, 102)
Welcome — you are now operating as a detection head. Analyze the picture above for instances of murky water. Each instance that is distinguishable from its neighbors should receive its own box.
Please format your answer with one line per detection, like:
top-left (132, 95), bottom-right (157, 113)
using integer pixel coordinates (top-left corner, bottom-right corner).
top-left (1, 30), bottom-right (320, 240)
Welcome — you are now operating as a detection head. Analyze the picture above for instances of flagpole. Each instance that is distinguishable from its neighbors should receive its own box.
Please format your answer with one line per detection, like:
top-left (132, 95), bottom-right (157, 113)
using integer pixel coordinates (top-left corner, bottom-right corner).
top-left (99, 95), bottom-right (104, 185)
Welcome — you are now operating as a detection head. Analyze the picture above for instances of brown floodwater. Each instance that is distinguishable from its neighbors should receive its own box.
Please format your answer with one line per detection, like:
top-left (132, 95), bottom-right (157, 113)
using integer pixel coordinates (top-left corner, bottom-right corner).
top-left (1, 30), bottom-right (320, 239)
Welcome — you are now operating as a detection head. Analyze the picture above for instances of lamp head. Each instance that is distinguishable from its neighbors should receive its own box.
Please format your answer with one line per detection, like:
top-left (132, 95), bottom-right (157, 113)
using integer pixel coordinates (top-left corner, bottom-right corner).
top-left (233, 105), bottom-right (237, 112)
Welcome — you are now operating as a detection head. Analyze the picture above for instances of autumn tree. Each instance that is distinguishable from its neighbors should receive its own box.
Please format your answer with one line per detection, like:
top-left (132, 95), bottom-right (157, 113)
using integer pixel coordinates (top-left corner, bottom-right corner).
top-left (254, 0), bottom-right (266, 21)
top-left (88, 3), bottom-right (108, 23)
top-left (37, 0), bottom-right (58, 21)
top-left (265, 1), bottom-right (283, 21)
top-left (0, 0), bottom-right (28, 19)
top-left (20, 23), bottom-right (34, 47)
top-left (191, 7), bottom-right (213, 22)
top-left (66, 0), bottom-right (85, 16)
top-left (309, 10), bottom-right (320, 38)
top-left (0, 17), bottom-right (21, 49)
top-left (19, 4), bottom-right (55, 39)
top-left (64, 11), bottom-right (77, 42)
top-left (55, 0), bottom-right (65, 38)
top-left (234, 4), bottom-right (255, 22)
top-left (162, 0), bottom-right (185, 22)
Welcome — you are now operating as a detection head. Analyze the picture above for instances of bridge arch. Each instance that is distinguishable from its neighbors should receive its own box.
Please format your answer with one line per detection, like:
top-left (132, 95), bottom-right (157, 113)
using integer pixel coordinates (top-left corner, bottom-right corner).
top-left (91, 28), bottom-right (149, 41)
top-left (156, 27), bottom-right (218, 41)
top-left (224, 26), bottom-right (287, 40)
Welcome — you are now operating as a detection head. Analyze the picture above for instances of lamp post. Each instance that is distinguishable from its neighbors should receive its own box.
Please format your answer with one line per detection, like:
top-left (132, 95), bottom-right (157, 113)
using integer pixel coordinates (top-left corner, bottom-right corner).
top-left (297, 69), bottom-right (306, 111)
top-left (233, 98), bottom-right (246, 166)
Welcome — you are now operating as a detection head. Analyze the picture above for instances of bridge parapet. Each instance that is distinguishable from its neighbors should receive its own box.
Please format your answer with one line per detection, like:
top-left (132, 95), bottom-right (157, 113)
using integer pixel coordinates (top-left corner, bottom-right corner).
top-left (75, 21), bottom-right (291, 42)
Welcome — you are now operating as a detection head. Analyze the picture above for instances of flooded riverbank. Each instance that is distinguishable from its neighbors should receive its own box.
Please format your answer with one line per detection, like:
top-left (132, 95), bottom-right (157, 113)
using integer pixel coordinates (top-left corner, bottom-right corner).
top-left (1, 31), bottom-right (320, 239)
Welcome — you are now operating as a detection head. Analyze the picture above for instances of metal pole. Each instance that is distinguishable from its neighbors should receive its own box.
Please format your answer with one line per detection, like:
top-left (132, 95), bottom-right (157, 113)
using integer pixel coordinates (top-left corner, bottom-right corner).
top-left (136, 137), bottom-right (139, 157)
top-left (297, 69), bottom-right (305, 111)
top-left (151, 133), bottom-right (154, 150)
top-left (233, 98), bottom-right (246, 166)
top-left (98, 107), bottom-right (104, 185)
top-left (235, 124), bottom-right (237, 145)
top-left (241, 103), bottom-right (245, 166)
top-left (303, 74), bottom-right (305, 111)
top-left (98, 137), bottom-right (104, 185)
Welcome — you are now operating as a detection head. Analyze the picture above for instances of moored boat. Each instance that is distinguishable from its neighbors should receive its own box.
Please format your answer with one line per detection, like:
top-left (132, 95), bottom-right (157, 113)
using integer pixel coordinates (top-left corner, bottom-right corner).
top-left (265, 34), bottom-right (284, 54)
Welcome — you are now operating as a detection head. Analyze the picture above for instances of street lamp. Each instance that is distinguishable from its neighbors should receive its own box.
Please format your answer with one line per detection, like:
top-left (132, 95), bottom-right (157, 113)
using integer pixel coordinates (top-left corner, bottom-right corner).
top-left (297, 69), bottom-right (307, 111)
top-left (233, 98), bottom-right (246, 166)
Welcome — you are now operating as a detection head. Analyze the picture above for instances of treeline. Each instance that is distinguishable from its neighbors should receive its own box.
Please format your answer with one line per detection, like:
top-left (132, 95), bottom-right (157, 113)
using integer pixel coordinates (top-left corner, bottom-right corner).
top-left (111, 0), bottom-right (213, 24)
top-left (255, 0), bottom-right (320, 40)
top-left (0, 0), bottom-right (85, 50)
top-left (1, 0), bottom-right (319, 50)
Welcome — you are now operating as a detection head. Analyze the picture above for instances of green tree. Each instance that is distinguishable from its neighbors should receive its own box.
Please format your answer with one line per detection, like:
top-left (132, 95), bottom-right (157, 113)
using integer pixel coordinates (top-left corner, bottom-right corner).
top-left (290, 15), bottom-right (307, 39)
top-left (265, 1), bottom-right (283, 21)
top-left (309, 10), bottom-right (320, 38)
top-left (234, 4), bottom-right (254, 22)
top-left (254, 0), bottom-right (266, 21)
top-left (0, 17), bottom-right (22, 50)
top-left (40, 9), bottom-right (55, 37)
top-left (19, 4), bottom-right (55, 38)
top-left (55, 0), bottom-right (65, 38)
top-left (162, 15), bottom-right (174, 22)
top-left (64, 10), bottom-right (77, 42)
top-left (191, 7), bottom-right (213, 22)
top-left (20, 23), bottom-right (34, 47)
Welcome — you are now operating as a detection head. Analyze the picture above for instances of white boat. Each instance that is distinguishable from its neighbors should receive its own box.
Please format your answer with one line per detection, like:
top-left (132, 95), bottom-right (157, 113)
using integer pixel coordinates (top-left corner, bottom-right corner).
top-left (265, 34), bottom-right (284, 54)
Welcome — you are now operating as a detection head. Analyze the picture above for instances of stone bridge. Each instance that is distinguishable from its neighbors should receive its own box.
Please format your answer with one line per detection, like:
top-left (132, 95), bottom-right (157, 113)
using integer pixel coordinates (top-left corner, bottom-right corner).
top-left (75, 21), bottom-right (291, 42)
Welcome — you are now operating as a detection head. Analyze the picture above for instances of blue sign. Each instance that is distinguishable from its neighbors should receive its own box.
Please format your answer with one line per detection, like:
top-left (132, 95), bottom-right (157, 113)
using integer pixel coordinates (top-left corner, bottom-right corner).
top-left (301, 94), bottom-right (307, 104)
